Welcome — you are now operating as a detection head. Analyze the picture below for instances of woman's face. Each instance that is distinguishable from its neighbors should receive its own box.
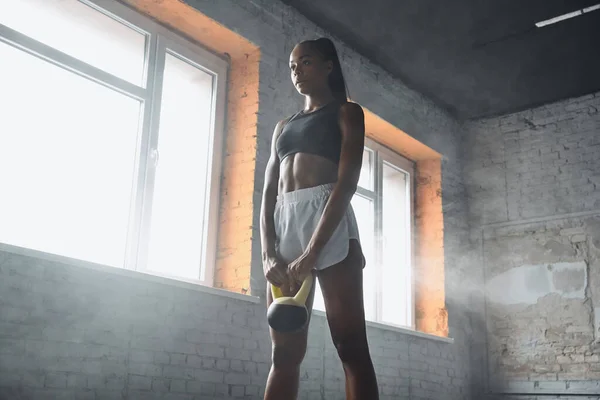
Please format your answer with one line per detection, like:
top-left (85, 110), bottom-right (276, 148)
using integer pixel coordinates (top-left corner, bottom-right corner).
top-left (289, 43), bottom-right (332, 96)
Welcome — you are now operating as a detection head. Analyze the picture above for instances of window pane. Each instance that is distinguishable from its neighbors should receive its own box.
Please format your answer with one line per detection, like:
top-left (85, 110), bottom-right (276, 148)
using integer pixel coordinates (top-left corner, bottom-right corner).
top-left (146, 53), bottom-right (215, 281)
top-left (381, 162), bottom-right (411, 326)
top-left (313, 281), bottom-right (326, 312)
top-left (0, 42), bottom-right (141, 267)
top-left (357, 148), bottom-right (373, 190)
top-left (352, 194), bottom-right (377, 321)
top-left (0, 0), bottom-right (147, 85)
top-left (311, 194), bottom-right (376, 317)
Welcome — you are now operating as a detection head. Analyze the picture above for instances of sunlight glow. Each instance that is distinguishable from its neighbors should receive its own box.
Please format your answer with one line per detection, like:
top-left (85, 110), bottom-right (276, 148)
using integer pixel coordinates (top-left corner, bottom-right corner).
top-left (0, 0), bottom-right (216, 282)
top-left (145, 54), bottom-right (214, 280)
top-left (0, 41), bottom-right (140, 267)
top-left (0, 0), bottom-right (147, 85)
top-left (381, 162), bottom-right (411, 326)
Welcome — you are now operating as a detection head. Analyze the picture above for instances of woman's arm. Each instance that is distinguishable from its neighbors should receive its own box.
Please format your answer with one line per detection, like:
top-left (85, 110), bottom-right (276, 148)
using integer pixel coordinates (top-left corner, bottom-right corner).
top-left (288, 102), bottom-right (365, 281)
top-left (307, 102), bottom-right (365, 255)
top-left (260, 119), bottom-right (289, 287)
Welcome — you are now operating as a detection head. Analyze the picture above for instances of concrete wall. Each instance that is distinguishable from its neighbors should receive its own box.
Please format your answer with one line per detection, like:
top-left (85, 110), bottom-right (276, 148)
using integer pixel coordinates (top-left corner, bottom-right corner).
top-left (0, 0), bottom-right (483, 398)
top-left (464, 92), bottom-right (600, 398)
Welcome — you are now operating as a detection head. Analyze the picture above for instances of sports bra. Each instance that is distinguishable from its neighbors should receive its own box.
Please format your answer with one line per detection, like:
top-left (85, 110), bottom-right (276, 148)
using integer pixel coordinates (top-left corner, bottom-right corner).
top-left (276, 101), bottom-right (343, 165)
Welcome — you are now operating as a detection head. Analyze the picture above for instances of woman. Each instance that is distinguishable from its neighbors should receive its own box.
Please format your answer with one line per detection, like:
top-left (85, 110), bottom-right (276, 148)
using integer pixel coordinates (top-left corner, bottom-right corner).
top-left (259, 37), bottom-right (379, 400)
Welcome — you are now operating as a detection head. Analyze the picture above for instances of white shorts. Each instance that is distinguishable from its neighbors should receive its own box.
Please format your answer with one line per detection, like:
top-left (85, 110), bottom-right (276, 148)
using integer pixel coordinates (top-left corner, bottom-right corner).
top-left (274, 183), bottom-right (362, 270)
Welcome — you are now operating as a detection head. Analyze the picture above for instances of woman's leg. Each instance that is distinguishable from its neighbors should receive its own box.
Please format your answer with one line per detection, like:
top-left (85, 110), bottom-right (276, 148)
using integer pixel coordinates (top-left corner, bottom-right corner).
top-left (318, 240), bottom-right (379, 400)
top-left (264, 275), bottom-right (316, 400)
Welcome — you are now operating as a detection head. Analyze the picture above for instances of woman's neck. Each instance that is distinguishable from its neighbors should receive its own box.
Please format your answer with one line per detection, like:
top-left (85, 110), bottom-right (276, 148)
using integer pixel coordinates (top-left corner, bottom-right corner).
top-left (304, 91), bottom-right (336, 113)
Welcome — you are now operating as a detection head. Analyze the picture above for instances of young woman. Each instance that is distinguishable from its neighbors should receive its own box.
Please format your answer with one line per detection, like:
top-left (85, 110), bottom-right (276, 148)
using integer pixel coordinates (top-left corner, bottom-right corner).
top-left (259, 37), bottom-right (379, 400)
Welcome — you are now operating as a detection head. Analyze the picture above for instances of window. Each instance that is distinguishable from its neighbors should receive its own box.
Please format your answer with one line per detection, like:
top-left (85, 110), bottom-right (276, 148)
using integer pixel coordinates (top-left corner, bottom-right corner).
top-left (0, 0), bottom-right (228, 285)
top-left (312, 139), bottom-right (415, 328)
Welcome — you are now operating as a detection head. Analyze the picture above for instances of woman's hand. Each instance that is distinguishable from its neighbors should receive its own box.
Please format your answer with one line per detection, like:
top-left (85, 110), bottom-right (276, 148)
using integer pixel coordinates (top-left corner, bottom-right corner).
top-left (288, 249), bottom-right (318, 284)
top-left (263, 255), bottom-right (289, 288)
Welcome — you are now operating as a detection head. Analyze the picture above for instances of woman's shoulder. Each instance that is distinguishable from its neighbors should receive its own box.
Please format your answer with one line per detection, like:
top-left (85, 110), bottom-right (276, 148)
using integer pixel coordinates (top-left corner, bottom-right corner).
top-left (338, 100), bottom-right (364, 123)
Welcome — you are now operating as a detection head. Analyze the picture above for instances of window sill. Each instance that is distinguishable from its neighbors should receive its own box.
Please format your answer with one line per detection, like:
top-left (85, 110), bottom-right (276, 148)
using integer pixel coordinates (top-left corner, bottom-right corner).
top-left (0, 242), bottom-right (261, 305)
top-left (312, 309), bottom-right (454, 344)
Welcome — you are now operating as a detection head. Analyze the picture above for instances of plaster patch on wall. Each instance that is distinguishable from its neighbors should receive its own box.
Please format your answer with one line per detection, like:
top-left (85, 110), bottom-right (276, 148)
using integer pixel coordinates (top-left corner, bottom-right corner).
top-left (487, 261), bottom-right (587, 305)
top-left (552, 262), bottom-right (588, 298)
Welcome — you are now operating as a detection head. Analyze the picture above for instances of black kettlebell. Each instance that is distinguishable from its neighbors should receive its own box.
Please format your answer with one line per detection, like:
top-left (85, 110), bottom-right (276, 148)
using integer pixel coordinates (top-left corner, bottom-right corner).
top-left (267, 273), bottom-right (314, 333)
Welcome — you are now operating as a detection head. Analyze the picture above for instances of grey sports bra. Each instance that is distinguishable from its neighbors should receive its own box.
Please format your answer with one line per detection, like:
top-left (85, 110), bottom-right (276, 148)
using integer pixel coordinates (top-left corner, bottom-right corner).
top-left (276, 101), bottom-right (343, 165)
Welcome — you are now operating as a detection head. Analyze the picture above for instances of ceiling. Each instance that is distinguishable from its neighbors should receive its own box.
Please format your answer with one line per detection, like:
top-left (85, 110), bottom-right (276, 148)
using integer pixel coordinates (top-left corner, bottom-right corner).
top-left (281, 0), bottom-right (600, 119)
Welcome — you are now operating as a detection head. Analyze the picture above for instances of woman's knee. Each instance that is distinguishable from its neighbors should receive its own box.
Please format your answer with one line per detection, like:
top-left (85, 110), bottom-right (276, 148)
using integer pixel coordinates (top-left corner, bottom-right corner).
top-left (332, 332), bottom-right (370, 364)
top-left (271, 341), bottom-right (307, 369)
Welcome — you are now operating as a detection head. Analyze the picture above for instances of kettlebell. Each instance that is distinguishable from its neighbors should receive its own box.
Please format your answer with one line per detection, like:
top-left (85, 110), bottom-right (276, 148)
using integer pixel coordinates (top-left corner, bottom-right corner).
top-left (267, 273), bottom-right (314, 333)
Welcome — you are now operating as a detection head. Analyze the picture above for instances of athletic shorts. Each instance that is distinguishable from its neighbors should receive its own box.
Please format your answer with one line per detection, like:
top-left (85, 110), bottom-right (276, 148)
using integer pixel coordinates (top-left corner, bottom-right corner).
top-left (274, 183), bottom-right (362, 270)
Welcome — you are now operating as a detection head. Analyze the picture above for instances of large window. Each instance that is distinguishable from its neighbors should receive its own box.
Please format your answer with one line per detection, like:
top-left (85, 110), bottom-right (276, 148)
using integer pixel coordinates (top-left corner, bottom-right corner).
top-left (0, 0), bottom-right (228, 285)
top-left (313, 139), bottom-right (415, 328)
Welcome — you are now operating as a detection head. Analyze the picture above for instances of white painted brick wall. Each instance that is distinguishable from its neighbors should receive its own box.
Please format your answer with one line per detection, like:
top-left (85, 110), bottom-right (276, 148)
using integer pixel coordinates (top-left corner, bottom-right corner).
top-left (0, 252), bottom-right (468, 399)
top-left (465, 92), bottom-right (600, 399)
top-left (465, 92), bottom-right (600, 226)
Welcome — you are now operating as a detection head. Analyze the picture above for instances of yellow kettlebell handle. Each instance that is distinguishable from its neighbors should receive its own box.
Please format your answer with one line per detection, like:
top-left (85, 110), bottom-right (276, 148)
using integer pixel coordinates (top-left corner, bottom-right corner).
top-left (271, 273), bottom-right (314, 304)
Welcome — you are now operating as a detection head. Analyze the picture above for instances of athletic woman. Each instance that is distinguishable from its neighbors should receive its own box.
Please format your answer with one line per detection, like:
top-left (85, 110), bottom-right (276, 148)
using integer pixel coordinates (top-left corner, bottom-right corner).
top-left (259, 37), bottom-right (379, 400)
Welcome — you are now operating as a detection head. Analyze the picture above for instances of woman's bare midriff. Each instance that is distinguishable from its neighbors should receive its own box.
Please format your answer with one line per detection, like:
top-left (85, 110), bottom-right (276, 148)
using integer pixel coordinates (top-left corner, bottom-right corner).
top-left (278, 152), bottom-right (366, 270)
top-left (278, 153), bottom-right (338, 194)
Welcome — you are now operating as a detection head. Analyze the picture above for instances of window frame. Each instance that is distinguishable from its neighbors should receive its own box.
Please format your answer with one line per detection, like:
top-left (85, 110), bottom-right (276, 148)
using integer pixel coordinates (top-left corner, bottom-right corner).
top-left (361, 137), bottom-right (416, 329)
top-left (0, 0), bottom-right (229, 286)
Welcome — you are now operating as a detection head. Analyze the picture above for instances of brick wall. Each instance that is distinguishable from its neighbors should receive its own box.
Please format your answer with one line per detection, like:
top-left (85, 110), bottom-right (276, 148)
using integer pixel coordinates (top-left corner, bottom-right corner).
top-left (415, 159), bottom-right (447, 336)
top-left (1, 251), bottom-right (467, 399)
top-left (465, 92), bottom-right (600, 398)
top-left (0, 0), bottom-right (484, 398)
top-left (465, 93), bottom-right (600, 226)
top-left (213, 49), bottom-right (261, 293)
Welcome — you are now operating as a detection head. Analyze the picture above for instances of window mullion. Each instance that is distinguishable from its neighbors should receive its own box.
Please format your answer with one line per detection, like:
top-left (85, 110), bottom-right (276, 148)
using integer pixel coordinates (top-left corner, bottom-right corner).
top-left (374, 150), bottom-right (384, 323)
top-left (0, 23), bottom-right (146, 101)
top-left (408, 168), bottom-right (416, 329)
top-left (129, 34), bottom-right (167, 272)
top-left (355, 186), bottom-right (376, 200)
top-left (123, 32), bottom-right (158, 270)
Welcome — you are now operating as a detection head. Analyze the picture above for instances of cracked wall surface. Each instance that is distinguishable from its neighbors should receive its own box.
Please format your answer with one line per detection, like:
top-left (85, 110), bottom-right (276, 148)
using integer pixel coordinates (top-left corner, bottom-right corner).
top-left (484, 218), bottom-right (600, 387)
top-left (465, 92), bottom-right (600, 397)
